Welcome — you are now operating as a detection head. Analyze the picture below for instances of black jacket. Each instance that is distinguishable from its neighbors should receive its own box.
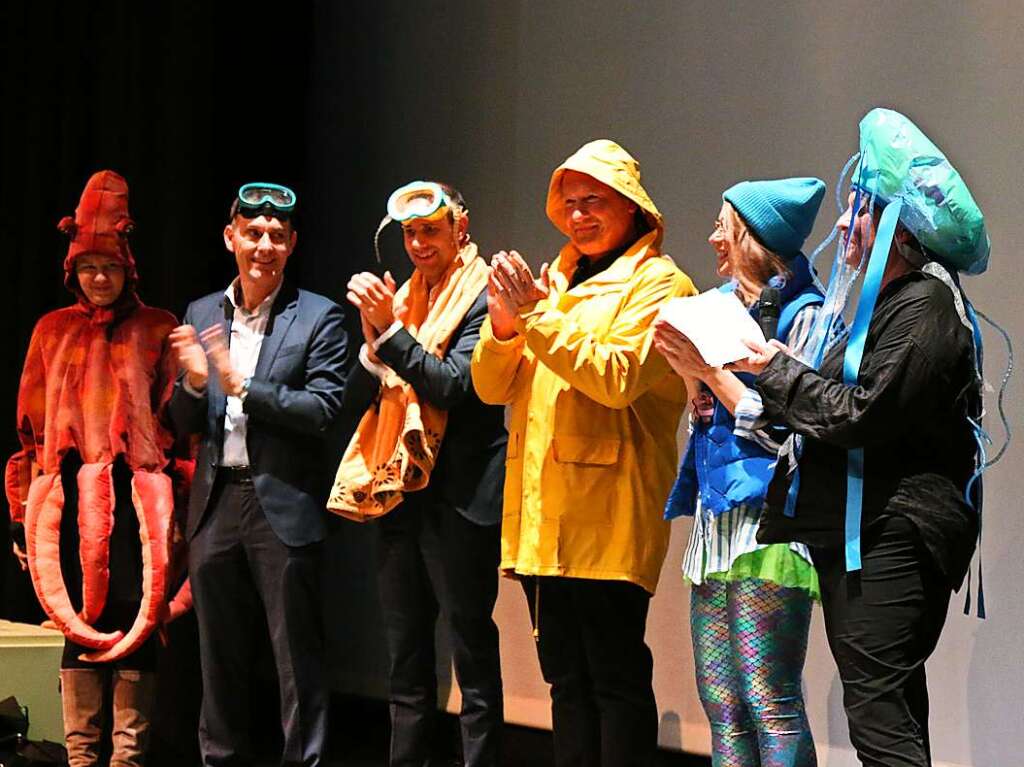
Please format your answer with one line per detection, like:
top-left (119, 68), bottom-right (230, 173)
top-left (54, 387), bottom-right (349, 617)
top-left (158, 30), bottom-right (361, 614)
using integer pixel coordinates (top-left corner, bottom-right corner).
top-left (342, 290), bottom-right (507, 526)
top-left (168, 283), bottom-right (349, 546)
top-left (756, 270), bottom-right (979, 587)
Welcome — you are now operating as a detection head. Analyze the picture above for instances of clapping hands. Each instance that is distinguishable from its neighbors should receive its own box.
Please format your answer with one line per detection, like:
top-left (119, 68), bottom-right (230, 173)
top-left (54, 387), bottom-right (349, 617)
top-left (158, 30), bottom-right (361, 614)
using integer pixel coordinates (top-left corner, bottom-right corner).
top-left (346, 271), bottom-right (398, 363)
top-left (169, 325), bottom-right (209, 392)
top-left (169, 324), bottom-right (245, 396)
top-left (198, 325), bottom-right (246, 397)
top-left (486, 250), bottom-right (550, 340)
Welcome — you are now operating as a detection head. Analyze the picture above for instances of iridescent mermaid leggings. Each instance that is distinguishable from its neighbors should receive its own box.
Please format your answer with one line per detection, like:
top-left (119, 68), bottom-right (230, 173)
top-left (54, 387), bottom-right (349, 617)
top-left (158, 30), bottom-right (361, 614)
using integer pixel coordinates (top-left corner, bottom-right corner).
top-left (691, 578), bottom-right (816, 767)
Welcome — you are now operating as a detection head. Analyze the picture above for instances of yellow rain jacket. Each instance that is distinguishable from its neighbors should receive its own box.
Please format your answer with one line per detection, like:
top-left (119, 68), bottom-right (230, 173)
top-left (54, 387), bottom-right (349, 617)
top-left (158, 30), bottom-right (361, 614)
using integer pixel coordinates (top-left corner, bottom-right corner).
top-left (471, 140), bottom-right (698, 594)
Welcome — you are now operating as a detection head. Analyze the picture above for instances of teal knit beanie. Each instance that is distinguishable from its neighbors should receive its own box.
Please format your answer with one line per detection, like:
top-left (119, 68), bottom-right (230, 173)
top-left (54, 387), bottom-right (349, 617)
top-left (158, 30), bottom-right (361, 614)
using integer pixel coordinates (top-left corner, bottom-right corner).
top-left (722, 177), bottom-right (826, 258)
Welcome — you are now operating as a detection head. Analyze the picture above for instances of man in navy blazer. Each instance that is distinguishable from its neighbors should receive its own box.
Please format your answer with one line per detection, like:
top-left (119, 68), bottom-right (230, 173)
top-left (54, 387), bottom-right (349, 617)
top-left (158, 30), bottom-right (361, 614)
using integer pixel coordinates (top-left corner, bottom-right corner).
top-left (341, 182), bottom-right (505, 767)
top-left (168, 184), bottom-right (347, 767)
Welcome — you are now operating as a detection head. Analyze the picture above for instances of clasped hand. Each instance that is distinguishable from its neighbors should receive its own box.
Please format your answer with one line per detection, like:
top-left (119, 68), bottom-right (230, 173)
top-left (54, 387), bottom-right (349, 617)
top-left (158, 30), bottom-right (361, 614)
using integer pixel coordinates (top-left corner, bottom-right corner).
top-left (169, 324), bottom-right (245, 397)
top-left (486, 250), bottom-right (549, 340)
top-left (652, 319), bottom-right (713, 378)
top-left (347, 271), bottom-right (397, 361)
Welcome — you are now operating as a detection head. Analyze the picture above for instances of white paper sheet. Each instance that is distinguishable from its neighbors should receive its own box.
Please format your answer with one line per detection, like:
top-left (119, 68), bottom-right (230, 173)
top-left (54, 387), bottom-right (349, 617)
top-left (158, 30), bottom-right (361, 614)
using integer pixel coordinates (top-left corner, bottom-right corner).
top-left (657, 289), bottom-right (765, 367)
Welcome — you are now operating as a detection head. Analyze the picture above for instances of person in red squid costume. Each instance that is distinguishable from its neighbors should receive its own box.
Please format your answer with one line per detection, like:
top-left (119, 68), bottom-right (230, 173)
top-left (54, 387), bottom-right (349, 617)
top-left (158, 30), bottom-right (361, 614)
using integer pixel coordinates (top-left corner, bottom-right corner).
top-left (5, 170), bottom-right (192, 766)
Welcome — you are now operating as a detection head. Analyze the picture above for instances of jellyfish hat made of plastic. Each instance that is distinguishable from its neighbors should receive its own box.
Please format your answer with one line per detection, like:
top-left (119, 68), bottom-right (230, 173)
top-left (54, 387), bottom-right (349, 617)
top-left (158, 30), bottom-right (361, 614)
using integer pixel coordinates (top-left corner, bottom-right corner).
top-left (852, 107), bottom-right (990, 274)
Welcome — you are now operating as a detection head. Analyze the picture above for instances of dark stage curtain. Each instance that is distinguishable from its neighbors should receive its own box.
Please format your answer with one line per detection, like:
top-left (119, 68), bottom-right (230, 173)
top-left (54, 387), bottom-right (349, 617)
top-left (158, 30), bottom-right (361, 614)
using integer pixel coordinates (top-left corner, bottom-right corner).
top-left (1, 0), bottom-right (385, 611)
top-left (1, 1), bottom-right (386, 759)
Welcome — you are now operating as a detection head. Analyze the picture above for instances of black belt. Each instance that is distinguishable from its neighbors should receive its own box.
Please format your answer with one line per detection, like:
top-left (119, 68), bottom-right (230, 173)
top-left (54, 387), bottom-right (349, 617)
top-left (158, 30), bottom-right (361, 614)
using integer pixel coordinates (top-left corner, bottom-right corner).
top-left (220, 465), bottom-right (252, 483)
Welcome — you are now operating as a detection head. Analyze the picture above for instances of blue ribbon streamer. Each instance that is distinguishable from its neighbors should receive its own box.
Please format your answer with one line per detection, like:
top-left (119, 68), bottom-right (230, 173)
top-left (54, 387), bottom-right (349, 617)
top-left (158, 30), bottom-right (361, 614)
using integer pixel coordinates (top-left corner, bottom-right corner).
top-left (781, 184), bottom-right (867, 520)
top-left (840, 200), bottom-right (903, 571)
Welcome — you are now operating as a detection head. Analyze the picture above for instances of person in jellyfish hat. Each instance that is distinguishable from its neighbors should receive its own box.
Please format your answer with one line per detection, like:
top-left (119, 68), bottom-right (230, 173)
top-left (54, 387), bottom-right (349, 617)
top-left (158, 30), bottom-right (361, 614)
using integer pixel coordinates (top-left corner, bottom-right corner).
top-left (739, 108), bottom-right (1006, 766)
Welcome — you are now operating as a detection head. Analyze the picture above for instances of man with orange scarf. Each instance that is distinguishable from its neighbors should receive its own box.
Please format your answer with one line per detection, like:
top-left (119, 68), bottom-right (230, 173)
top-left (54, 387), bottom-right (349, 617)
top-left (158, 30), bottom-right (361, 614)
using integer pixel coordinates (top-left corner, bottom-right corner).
top-left (6, 170), bottom-right (190, 766)
top-left (330, 182), bottom-right (506, 767)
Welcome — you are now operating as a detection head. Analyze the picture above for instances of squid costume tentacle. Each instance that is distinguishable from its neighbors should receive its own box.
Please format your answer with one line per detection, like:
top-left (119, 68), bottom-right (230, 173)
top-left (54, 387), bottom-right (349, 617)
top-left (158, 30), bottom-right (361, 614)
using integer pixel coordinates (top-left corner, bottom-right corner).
top-left (24, 472), bottom-right (123, 649)
top-left (81, 470), bottom-right (173, 663)
top-left (163, 456), bottom-right (195, 624)
top-left (24, 465), bottom-right (191, 660)
top-left (164, 578), bottom-right (193, 624)
top-left (76, 462), bottom-right (115, 623)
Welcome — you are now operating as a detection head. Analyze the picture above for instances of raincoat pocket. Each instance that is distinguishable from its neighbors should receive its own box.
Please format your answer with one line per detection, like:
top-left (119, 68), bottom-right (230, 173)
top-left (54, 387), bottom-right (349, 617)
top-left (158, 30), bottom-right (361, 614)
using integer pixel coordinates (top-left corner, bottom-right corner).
top-left (552, 436), bottom-right (620, 465)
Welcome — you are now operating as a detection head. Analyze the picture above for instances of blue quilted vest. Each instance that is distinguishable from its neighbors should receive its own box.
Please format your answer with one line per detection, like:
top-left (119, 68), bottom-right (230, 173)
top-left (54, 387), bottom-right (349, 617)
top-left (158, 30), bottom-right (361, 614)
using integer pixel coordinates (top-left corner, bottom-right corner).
top-left (665, 259), bottom-right (823, 520)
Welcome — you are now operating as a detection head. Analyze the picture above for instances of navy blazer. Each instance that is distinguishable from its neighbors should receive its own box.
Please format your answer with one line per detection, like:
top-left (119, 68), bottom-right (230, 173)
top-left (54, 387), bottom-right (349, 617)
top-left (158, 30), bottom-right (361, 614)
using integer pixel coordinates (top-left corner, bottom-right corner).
top-left (169, 282), bottom-right (349, 546)
top-left (342, 290), bottom-right (506, 525)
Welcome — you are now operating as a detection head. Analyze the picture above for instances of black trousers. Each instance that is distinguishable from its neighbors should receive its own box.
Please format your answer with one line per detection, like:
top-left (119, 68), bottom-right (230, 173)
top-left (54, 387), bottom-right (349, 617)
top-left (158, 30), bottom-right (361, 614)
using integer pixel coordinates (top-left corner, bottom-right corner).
top-left (189, 471), bottom-right (327, 767)
top-left (811, 515), bottom-right (951, 767)
top-left (522, 576), bottom-right (657, 767)
top-left (375, 498), bottom-right (503, 767)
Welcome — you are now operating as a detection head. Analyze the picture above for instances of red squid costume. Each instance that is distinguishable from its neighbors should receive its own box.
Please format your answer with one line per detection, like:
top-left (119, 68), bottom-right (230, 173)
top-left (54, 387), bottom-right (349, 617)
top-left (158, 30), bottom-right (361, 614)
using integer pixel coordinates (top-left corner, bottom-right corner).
top-left (5, 170), bottom-right (191, 665)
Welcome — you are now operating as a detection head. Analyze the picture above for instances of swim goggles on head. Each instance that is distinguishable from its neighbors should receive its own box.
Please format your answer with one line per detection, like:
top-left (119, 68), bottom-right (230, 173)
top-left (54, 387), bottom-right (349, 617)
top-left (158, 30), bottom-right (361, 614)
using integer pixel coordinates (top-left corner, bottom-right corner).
top-left (236, 182), bottom-right (297, 219)
top-left (374, 181), bottom-right (453, 262)
top-left (386, 181), bottom-right (451, 222)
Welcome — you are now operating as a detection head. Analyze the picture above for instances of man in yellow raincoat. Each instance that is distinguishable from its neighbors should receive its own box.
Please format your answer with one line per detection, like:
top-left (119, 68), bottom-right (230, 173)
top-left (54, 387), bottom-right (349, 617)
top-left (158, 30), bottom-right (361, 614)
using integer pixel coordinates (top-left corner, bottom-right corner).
top-left (471, 139), bottom-right (697, 766)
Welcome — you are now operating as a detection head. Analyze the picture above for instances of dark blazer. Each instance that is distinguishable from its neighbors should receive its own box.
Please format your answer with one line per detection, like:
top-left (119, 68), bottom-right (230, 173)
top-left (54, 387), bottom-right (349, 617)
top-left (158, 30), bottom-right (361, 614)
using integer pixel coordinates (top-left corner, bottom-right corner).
top-left (169, 282), bottom-right (349, 546)
top-left (343, 290), bottom-right (506, 525)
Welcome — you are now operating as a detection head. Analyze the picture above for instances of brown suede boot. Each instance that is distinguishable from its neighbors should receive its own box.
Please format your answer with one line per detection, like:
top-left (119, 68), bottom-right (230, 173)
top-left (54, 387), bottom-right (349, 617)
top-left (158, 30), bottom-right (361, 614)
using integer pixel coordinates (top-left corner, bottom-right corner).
top-left (110, 670), bottom-right (156, 767)
top-left (60, 668), bottom-right (108, 767)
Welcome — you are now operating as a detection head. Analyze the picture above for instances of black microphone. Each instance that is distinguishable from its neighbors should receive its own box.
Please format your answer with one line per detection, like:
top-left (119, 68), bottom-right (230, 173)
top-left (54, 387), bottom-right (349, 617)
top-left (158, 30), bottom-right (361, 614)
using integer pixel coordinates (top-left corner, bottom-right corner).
top-left (758, 285), bottom-right (781, 341)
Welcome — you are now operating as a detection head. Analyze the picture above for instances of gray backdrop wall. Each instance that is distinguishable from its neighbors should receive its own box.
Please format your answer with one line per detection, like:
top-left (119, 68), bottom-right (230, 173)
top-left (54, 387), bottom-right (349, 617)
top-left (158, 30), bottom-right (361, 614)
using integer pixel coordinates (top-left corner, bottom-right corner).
top-left (328, 2), bottom-right (1023, 765)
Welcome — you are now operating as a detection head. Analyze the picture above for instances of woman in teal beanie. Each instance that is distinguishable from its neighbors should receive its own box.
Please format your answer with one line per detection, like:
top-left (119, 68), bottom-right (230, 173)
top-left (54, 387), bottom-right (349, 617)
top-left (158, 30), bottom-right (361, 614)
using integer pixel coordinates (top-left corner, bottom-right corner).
top-left (653, 177), bottom-right (826, 766)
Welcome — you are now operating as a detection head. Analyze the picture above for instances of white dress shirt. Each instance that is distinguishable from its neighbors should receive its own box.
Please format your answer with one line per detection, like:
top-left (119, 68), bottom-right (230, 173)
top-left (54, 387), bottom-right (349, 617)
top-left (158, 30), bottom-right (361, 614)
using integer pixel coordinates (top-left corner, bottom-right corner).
top-left (185, 280), bottom-right (282, 467)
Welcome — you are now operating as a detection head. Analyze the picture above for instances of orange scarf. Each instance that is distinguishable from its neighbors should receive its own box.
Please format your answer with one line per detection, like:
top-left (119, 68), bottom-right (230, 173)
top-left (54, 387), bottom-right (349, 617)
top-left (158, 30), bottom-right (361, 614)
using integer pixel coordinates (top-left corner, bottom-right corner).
top-left (328, 244), bottom-right (488, 521)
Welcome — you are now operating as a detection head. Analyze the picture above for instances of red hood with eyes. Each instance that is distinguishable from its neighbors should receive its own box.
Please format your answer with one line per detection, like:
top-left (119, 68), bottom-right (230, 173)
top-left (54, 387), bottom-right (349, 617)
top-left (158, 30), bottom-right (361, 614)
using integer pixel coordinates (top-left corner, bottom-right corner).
top-left (58, 170), bottom-right (140, 307)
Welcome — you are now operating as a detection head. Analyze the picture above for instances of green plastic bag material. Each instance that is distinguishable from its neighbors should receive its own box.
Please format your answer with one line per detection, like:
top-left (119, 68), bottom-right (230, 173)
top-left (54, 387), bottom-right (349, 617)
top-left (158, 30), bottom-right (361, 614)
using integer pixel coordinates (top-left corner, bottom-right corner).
top-left (854, 108), bottom-right (990, 274)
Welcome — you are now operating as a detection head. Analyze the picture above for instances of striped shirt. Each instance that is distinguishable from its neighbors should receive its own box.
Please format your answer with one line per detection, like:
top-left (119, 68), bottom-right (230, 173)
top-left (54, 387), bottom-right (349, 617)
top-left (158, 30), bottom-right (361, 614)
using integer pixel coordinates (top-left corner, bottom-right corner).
top-left (681, 303), bottom-right (820, 584)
